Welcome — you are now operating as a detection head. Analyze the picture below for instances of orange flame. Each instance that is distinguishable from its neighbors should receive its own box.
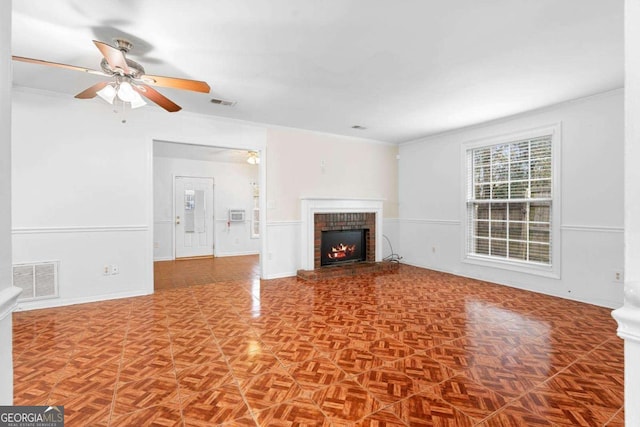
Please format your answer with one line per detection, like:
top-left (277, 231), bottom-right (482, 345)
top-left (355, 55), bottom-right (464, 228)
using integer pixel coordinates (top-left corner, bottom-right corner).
top-left (327, 243), bottom-right (357, 260)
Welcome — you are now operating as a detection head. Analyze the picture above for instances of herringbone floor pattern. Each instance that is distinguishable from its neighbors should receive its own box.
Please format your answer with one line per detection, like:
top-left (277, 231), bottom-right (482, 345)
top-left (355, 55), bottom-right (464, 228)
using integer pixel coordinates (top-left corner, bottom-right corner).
top-left (13, 257), bottom-right (623, 425)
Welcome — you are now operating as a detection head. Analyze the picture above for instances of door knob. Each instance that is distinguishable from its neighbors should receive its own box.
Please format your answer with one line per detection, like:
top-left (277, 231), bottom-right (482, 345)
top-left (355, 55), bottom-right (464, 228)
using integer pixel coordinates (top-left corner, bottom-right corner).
top-left (176, 216), bottom-right (181, 225)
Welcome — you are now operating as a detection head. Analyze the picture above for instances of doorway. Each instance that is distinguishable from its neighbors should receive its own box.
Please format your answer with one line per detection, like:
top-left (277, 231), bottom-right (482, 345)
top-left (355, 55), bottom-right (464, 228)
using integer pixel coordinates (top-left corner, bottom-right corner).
top-left (152, 140), bottom-right (262, 288)
top-left (174, 176), bottom-right (214, 259)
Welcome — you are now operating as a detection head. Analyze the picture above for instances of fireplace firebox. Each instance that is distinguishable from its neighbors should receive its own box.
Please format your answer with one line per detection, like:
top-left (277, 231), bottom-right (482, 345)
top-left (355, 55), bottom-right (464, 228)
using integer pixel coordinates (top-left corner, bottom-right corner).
top-left (320, 229), bottom-right (367, 266)
top-left (313, 212), bottom-right (375, 268)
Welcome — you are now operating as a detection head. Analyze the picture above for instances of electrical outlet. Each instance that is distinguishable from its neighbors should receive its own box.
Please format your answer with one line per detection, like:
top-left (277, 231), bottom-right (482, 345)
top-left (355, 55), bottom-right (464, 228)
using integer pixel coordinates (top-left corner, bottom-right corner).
top-left (103, 265), bottom-right (110, 276)
top-left (614, 270), bottom-right (624, 283)
top-left (154, 242), bottom-right (160, 249)
top-left (111, 264), bottom-right (119, 275)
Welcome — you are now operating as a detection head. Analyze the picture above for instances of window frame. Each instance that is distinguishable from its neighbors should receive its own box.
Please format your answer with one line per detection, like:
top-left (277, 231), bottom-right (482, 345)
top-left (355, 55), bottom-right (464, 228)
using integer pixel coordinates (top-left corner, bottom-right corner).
top-left (250, 183), bottom-right (260, 239)
top-left (461, 123), bottom-right (562, 279)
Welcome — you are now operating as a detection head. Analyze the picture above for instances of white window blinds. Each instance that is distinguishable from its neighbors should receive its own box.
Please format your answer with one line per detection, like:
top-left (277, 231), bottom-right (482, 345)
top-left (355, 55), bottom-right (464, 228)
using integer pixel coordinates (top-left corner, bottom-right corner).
top-left (467, 135), bottom-right (553, 264)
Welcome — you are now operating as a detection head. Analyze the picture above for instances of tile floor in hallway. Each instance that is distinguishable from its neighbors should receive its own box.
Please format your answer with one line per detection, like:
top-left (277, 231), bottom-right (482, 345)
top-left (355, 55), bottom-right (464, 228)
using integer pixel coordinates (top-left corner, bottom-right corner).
top-left (13, 260), bottom-right (624, 426)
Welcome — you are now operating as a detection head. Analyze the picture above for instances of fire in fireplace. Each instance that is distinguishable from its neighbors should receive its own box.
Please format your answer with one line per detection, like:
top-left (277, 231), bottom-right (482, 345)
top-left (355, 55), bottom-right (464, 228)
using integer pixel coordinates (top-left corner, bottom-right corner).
top-left (321, 229), bottom-right (366, 266)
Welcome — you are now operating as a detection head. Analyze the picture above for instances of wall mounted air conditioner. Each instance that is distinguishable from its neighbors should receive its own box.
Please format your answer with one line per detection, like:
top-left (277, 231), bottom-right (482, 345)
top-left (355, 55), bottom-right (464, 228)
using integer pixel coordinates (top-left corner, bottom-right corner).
top-left (229, 209), bottom-right (245, 222)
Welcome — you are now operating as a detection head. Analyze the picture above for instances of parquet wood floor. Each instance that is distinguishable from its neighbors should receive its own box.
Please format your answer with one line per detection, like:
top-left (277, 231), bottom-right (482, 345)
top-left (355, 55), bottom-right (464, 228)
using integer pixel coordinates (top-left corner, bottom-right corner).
top-left (154, 255), bottom-right (260, 290)
top-left (13, 260), bottom-right (623, 426)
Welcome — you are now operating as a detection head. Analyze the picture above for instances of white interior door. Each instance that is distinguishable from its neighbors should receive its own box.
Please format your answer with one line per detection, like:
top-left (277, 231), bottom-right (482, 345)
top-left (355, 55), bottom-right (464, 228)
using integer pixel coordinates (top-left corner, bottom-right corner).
top-left (175, 176), bottom-right (214, 258)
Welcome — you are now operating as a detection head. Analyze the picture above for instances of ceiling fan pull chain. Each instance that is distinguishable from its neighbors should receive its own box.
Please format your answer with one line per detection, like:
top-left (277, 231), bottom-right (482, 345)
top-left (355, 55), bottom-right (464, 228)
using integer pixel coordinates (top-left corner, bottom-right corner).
top-left (121, 99), bottom-right (128, 124)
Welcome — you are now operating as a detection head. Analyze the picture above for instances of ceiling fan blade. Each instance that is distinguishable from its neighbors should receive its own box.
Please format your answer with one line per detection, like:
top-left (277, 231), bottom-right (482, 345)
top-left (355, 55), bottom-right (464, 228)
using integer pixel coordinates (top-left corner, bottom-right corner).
top-left (93, 40), bottom-right (130, 74)
top-left (140, 74), bottom-right (210, 93)
top-left (74, 81), bottom-right (111, 99)
top-left (11, 56), bottom-right (107, 76)
top-left (133, 84), bottom-right (181, 112)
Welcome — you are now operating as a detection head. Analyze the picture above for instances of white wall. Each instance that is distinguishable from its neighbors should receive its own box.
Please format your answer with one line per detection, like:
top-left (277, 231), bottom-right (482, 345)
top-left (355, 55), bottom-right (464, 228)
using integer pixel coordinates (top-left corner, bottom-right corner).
top-left (0, 0), bottom-right (19, 405)
top-left (12, 88), bottom-right (266, 310)
top-left (399, 89), bottom-right (624, 308)
top-left (625, 0), bottom-right (640, 298)
top-left (612, 1), bottom-right (640, 425)
top-left (153, 155), bottom-right (260, 260)
top-left (266, 128), bottom-right (399, 221)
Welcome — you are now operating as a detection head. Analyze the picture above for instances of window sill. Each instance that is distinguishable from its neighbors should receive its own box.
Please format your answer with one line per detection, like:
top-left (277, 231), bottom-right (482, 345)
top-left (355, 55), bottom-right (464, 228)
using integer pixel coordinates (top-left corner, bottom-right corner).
top-left (463, 254), bottom-right (560, 279)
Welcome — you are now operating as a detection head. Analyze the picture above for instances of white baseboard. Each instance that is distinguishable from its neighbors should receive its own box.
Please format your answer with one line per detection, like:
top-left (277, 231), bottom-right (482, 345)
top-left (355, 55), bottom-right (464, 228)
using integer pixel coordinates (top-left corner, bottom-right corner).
top-left (15, 289), bottom-right (152, 312)
top-left (399, 259), bottom-right (459, 276)
top-left (153, 256), bottom-right (174, 262)
top-left (263, 271), bottom-right (297, 280)
top-left (215, 251), bottom-right (260, 258)
top-left (400, 260), bottom-right (621, 309)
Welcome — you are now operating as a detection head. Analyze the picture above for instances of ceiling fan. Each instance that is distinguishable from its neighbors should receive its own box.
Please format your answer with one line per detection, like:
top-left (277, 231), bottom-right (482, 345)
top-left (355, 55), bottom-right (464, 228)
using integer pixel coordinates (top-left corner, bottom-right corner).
top-left (12, 38), bottom-right (211, 112)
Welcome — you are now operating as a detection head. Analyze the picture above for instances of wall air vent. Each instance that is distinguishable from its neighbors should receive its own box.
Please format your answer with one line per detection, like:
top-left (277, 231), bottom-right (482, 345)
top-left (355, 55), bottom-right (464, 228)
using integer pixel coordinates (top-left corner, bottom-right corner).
top-left (210, 98), bottom-right (236, 106)
top-left (13, 261), bottom-right (59, 301)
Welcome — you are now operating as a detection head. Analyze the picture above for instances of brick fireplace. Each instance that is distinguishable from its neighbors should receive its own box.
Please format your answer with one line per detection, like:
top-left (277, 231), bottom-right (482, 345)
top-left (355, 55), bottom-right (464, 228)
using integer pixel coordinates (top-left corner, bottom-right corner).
top-left (298, 198), bottom-right (397, 279)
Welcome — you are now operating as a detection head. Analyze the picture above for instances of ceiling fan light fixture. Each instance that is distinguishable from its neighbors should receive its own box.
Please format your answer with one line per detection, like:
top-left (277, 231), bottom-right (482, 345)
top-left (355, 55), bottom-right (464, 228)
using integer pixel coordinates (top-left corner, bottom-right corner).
top-left (96, 80), bottom-right (146, 109)
top-left (247, 151), bottom-right (260, 165)
top-left (116, 81), bottom-right (138, 102)
top-left (96, 84), bottom-right (117, 104)
top-left (113, 81), bottom-right (146, 108)
top-left (129, 95), bottom-right (147, 109)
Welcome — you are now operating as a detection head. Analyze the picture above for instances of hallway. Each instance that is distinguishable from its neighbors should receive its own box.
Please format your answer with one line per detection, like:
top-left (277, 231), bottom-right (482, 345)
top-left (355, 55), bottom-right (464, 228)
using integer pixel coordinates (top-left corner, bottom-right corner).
top-left (154, 255), bottom-right (260, 290)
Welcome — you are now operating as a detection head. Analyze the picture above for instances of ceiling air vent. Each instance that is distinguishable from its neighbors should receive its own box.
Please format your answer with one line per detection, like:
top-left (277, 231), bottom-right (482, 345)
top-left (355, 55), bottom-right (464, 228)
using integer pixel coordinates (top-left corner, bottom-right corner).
top-left (210, 98), bottom-right (236, 106)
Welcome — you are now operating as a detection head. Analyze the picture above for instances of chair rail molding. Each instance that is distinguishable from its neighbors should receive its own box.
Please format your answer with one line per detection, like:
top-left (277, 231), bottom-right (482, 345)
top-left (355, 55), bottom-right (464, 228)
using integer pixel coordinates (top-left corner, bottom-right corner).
top-left (12, 225), bottom-right (148, 234)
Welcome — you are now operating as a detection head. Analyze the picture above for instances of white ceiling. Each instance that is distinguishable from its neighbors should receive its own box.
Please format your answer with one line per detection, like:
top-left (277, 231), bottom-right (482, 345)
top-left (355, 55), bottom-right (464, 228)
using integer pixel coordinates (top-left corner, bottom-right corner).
top-left (11, 0), bottom-right (623, 144)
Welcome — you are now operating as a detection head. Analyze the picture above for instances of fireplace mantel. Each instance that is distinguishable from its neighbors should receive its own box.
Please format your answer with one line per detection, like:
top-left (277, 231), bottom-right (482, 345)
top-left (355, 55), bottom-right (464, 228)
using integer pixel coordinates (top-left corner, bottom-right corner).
top-left (300, 198), bottom-right (383, 270)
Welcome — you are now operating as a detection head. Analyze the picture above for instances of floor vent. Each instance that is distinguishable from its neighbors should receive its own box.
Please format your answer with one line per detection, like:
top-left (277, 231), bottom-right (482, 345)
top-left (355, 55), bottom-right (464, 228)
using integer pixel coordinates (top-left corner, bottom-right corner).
top-left (13, 262), bottom-right (59, 301)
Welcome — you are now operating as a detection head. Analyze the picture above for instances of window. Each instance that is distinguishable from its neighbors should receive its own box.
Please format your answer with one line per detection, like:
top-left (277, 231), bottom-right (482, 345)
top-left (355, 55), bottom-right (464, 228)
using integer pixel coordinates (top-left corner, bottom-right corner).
top-left (464, 125), bottom-right (560, 275)
top-left (251, 182), bottom-right (260, 239)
